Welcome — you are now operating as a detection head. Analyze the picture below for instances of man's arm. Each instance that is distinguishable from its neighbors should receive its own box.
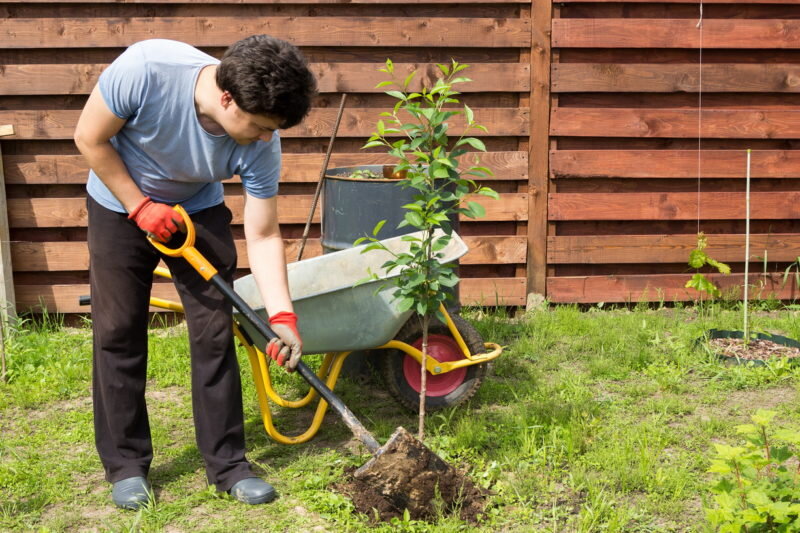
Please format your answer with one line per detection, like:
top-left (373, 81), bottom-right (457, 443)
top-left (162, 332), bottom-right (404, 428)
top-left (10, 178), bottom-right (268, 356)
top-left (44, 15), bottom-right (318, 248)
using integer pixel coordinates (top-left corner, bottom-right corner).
top-left (243, 193), bottom-right (293, 315)
top-left (74, 85), bottom-right (146, 212)
top-left (244, 192), bottom-right (302, 370)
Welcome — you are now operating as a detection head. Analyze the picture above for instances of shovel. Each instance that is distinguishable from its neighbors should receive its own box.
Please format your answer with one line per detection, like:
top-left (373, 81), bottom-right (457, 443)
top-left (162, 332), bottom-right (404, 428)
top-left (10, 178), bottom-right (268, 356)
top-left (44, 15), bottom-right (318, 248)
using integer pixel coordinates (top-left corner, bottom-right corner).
top-left (149, 205), bottom-right (482, 518)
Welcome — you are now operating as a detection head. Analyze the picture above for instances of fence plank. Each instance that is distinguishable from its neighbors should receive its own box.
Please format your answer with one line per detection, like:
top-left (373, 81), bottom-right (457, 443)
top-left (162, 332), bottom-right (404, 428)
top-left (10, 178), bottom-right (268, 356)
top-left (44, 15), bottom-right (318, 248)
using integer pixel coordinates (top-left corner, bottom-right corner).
top-left (16, 277), bottom-right (527, 312)
top-left (7, 193), bottom-right (526, 227)
top-left (528, 0), bottom-right (552, 298)
top-left (547, 273), bottom-right (797, 304)
top-left (557, 0), bottom-right (789, 3)
top-left (4, 151), bottom-right (528, 184)
top-left (548, 234), bottom-right (800, 264)
top-left (0, 108), bottom-right (530, 140)
top-left (552, 63), bottom-right (800, 93)
top-left (552, 19), bottom-right (800, 49)
top-left (550, 150), bottom-right (800, 179)
top-left (551, 108), bottom-right (800, 139)
top-left (11, 236), bottom-right (526, 271)
top-left (0, 17), bottom-right (530, 49)
top-left (549, 192), bottom-right (800, 221)
top-left (0, 63), bottom-right (530, 96)
top-left (8, 0), bottom-right (529, 4)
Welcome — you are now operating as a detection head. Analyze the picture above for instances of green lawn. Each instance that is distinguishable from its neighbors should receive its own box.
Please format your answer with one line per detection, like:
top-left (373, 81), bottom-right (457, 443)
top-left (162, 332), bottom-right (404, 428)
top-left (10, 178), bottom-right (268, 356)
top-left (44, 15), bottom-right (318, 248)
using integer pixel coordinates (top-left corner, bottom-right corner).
top-left (1, 302), bottom-right (799, 532)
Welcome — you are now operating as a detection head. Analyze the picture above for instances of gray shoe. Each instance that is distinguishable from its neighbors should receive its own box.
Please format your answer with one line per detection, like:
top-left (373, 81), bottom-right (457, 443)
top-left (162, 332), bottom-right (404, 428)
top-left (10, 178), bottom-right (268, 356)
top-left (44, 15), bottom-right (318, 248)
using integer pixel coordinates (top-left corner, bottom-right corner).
top-left (112, 476), bottom-right (152, 510)
top-left (228, 477), bottom-right (277, 505)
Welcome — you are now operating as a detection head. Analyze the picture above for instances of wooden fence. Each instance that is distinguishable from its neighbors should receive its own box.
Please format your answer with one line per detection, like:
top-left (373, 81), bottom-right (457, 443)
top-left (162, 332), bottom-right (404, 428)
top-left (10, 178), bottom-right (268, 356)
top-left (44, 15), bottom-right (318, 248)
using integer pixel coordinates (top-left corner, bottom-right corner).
top-left (0, 0), bottom-right (532, 314)
top-left (2, 0), bottom-right (799, 314)
top-left (546, 0), bottom-right (800, 303)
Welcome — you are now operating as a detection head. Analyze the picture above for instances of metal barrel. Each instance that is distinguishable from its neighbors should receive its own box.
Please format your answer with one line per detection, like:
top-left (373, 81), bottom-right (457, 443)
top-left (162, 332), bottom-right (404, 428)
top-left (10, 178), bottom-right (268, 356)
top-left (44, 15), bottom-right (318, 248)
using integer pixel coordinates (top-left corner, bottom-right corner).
top-left (321, 166), bottom-right (461, 306)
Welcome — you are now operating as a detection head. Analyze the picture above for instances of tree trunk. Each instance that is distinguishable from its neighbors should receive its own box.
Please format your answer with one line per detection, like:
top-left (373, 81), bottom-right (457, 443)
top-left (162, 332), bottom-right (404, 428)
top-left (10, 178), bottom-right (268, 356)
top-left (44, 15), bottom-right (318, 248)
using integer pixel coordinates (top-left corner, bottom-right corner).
top-left (418, 314), bottom-right (430, 440)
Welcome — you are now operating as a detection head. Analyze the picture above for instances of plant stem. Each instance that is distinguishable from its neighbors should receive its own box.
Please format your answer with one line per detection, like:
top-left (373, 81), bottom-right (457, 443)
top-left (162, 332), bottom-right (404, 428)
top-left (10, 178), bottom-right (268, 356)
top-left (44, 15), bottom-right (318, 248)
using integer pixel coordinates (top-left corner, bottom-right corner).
top-left (761, 426), bottom-right (771, 461)
top-left (734, 461), bottom-right (748, 509)
top-left (418, 314), bottom-right (429, 441)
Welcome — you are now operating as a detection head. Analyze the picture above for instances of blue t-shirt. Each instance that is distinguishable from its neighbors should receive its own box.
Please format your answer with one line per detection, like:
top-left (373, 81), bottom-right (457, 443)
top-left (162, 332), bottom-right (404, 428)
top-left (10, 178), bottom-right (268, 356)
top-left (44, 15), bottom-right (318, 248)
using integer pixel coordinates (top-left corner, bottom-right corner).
top-left (86, 39), bottom-right (281, 214)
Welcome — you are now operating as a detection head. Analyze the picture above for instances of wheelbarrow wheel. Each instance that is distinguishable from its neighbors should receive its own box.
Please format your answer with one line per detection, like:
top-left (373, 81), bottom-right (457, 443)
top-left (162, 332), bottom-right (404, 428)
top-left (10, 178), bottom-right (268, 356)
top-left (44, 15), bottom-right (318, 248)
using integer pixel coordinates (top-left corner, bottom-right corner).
top-left (379, 313), bottom-right (490, 412)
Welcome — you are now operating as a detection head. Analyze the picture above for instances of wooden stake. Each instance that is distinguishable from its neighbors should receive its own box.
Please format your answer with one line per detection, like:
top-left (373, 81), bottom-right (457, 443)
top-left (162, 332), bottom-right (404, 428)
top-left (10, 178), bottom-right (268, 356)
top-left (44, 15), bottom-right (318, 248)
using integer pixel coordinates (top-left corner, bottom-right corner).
top-left (0, 125), bottom-right (16, 382)
top-left (744, 149), bottom-right (751, 341)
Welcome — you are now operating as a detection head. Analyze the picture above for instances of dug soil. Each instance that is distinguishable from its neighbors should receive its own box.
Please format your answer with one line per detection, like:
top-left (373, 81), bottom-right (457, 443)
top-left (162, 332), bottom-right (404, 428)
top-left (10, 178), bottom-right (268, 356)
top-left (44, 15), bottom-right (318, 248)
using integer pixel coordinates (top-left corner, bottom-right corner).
top-left (334, 468), bottom-right (486, 523)
top-left (709, 337), bottom-right (800, 362)
top-left (333, 428), bottom-right (487, 523)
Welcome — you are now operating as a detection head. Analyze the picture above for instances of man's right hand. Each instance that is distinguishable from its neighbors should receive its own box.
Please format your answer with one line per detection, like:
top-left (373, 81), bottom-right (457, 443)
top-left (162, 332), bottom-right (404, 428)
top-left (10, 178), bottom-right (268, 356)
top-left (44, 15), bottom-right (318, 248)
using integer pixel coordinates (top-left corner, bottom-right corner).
top-left (128, 197), bottom-right (183, 242)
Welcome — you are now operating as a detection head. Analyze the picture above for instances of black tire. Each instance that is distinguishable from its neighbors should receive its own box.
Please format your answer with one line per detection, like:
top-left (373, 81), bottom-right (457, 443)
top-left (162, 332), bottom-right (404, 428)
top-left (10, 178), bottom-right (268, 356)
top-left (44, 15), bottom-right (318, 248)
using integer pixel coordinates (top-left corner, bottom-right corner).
top-left (379, 314), bottom-right (490, 412)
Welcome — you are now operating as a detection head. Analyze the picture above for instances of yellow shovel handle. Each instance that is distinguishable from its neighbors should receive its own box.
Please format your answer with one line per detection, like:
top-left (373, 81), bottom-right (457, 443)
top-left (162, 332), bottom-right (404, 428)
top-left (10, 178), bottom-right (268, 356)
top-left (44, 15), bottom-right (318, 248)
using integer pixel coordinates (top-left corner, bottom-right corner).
top-left (147, 204), bottom-right (218, 281)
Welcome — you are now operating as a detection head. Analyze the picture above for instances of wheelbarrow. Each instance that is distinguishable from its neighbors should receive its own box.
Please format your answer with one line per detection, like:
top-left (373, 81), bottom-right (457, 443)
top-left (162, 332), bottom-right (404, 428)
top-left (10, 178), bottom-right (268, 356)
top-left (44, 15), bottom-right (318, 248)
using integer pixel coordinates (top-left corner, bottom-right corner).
top-left (145, 206), bottom-right (503, 446)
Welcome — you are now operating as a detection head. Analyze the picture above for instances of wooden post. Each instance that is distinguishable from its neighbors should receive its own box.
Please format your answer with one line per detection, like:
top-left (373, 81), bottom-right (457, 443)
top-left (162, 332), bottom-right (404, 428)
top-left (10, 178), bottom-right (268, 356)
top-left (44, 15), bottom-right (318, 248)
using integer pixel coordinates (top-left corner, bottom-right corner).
top-left (0, 125), bottom-right (16, 381)
top-left (528, 0), bottom-right (553, 302)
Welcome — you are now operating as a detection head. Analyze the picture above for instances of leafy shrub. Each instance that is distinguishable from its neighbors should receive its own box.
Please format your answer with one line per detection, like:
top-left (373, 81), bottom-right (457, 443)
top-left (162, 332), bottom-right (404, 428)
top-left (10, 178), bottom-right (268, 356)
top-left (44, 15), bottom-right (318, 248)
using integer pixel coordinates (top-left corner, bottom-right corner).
top-left (705, 410), bottom-right (800, 532)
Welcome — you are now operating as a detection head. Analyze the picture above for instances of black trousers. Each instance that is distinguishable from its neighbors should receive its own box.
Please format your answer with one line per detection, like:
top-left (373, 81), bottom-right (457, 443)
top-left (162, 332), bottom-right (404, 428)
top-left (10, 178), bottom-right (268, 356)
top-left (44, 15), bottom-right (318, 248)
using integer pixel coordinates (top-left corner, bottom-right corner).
top-left (88, 197), bottom-right (254, 491)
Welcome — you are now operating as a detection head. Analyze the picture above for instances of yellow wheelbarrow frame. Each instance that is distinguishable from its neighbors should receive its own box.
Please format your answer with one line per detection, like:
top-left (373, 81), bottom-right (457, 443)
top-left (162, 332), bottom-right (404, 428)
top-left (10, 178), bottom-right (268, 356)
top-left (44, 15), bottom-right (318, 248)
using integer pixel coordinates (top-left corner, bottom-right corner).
top-left (151, 266), bottom-right (501, 445)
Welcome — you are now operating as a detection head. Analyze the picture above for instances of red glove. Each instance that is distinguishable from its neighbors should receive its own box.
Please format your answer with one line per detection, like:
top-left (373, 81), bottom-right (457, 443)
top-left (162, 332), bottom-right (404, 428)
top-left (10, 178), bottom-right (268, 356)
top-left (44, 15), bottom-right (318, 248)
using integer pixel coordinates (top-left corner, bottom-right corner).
top-left (267, 311), bottom-right (303, 372)
top-left (128, 197), bottom-right (182, 242)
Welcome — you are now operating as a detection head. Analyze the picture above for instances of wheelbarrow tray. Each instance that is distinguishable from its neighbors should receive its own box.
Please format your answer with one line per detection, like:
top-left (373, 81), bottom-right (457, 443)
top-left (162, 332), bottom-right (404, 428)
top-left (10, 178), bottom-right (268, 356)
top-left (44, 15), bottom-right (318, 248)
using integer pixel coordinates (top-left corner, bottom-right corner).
top-left (233, 230), bottom-right (468, 354)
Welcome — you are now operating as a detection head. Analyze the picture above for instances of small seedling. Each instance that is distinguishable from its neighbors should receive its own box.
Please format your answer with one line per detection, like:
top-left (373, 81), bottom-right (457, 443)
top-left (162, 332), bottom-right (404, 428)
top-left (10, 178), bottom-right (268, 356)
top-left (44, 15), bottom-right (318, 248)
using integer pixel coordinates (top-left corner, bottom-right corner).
top-left (685, 232), bottom-right (731, 299)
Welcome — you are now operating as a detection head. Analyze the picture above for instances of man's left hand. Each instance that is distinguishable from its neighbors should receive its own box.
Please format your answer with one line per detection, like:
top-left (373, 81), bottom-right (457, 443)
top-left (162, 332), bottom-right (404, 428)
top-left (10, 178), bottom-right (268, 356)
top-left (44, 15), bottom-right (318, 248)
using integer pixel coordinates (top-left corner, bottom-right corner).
top-left (266, 311), bottom-right (303, 372)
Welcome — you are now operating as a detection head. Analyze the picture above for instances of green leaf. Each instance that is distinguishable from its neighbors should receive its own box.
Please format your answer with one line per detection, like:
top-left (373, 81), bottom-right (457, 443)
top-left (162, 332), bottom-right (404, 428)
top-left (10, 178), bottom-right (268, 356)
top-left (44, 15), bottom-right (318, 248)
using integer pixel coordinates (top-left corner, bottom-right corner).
top-left (372, 219), bottom-right (387, 237)
top-left (686, 273), bottom-right (721, 298)
top-left (375, 80), bottom-right (393, 89)
top-left (746, 490), bottom-right (772, 508)
top-left (402, 71), bottom-right (416, 89)
top-left (688, 249), bottom-right (708, 269)
top-left (707, 459), bottom-right (733, 475)
top-left (774, 429), bottom-right (800, 445)
top-left (385, 58), bottom-right (394, 74)
top-left (735, 424), bottom-right (759, 436)
top-left (464, 104), bottom-right (474, 124)
top-left (397, 297), bottom-right (415, 313)
top-left (707, 257), bottom-right (732, 275)
top-left (457, 137), bottom-right (487, 152)
top-left (385, 90), bottom-right (406, 101)
top-left (713, 443), bottom-right (747, 461)
top-left (466, 201), bottom-right (486, 219)
top-left (770, 445), bottom-right (793, 463)
top-left (404, 211), bottom-right (424, 228)
top-left (478, 187), bottom-right (500, 200)
top-left (752, 409), bottom-right (777, 427)
top-left (362, 140), bottom-right (385, 149)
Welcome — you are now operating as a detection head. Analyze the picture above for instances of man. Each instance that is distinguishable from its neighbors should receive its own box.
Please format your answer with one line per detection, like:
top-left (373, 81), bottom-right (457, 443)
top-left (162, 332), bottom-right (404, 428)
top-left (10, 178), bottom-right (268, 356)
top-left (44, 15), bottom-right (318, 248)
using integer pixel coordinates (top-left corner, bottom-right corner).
top-left (74, 35), bottom-right (317, 509)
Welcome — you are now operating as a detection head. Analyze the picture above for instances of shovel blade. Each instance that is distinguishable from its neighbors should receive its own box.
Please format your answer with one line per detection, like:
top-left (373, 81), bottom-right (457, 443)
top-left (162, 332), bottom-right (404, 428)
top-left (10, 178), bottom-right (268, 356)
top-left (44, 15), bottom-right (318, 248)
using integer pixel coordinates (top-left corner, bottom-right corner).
top-left (353, 426), bottom-right (483, 519)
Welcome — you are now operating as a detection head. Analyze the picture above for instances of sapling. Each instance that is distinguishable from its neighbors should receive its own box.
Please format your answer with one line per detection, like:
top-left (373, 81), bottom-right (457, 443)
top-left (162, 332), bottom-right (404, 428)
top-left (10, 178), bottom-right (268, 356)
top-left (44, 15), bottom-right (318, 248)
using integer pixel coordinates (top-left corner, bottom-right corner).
top-left (686, 232), bottom-right (731, 299)
top-left (356, 59), bottom-right (498, 440)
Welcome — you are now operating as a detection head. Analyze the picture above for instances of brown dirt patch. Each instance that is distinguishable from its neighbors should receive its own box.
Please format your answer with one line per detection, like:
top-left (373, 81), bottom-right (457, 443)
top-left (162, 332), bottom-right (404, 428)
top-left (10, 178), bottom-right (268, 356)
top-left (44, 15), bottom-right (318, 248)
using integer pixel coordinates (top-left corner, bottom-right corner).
top-left (333, 427), bottom-right (487, 523)
top-left (709, 337), bottom-right (800, 363)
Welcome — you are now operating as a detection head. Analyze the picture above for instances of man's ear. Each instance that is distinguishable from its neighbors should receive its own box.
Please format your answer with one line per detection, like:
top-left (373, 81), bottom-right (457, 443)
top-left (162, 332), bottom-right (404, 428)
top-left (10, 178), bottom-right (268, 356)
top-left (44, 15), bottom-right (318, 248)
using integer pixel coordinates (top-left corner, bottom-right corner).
top-left (220, 91), bottom-right (234, 109)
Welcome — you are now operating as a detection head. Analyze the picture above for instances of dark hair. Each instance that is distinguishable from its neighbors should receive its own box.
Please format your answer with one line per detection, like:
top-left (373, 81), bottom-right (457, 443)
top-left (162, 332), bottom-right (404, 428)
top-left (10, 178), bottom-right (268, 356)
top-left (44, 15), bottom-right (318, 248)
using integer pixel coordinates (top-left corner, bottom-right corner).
top-left (216, 35), bottom-right (317, 129)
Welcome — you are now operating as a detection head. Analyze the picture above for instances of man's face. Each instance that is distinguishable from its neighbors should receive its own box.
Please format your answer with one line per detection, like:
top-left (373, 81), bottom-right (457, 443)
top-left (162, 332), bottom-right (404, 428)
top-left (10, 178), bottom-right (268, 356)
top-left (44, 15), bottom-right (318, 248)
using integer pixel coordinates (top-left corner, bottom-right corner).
top-left (220, 92), bottom-right (281, 145)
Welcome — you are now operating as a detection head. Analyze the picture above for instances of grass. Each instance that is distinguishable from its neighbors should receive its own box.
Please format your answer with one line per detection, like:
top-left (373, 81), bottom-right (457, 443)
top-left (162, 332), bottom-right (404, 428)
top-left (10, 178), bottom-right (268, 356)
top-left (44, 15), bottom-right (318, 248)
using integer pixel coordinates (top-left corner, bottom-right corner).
top-left (1, 301), bottom-right (800, 531)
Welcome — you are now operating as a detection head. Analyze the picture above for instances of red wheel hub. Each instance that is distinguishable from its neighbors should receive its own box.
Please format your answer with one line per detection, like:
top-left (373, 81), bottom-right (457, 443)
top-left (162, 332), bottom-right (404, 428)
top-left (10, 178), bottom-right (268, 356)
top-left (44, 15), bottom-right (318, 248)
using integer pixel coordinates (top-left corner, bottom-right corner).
top-left (403, 334), bottom-right (468, 397)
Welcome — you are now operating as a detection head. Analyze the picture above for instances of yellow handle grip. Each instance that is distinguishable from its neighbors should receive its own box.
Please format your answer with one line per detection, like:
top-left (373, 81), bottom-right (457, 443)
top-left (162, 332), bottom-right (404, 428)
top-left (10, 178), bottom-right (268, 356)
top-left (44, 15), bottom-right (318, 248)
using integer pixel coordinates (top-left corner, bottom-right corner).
top-left (147, 204), bottom-right (218, 281)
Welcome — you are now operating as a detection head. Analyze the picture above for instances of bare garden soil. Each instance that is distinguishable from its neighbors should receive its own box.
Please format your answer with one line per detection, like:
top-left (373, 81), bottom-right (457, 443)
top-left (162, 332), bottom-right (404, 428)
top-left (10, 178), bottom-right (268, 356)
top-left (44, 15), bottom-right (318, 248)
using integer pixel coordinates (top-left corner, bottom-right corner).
top-left (709, 337), bottom-right (800, 362)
